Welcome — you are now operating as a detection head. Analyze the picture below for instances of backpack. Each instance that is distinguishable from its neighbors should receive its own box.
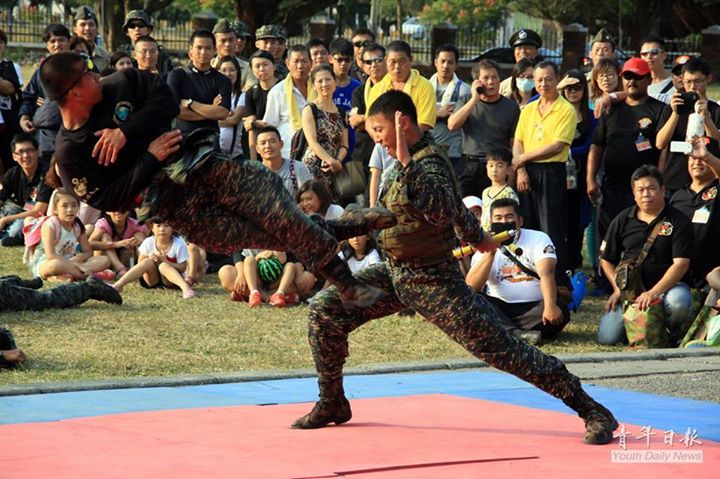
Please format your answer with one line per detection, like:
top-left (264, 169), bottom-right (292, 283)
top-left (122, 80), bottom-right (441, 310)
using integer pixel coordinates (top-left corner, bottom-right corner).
top-left (23, 215), bottom-right (82, 257)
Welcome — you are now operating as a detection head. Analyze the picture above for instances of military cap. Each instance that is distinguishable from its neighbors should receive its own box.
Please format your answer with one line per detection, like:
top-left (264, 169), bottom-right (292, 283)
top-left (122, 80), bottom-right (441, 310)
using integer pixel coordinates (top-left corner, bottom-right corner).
top-left (592, 28), bottom-right (615, 48)
top-left (74, 5), bottom-right (97, 22)
top-left (213, 18), bottom-right (235, 35)
top-left (509, 29), bottom-right (542, 49)
top-left (255, 24), bottom-right (286, 40)
top-left (232, 20), bottom-right (252, 39)
top-left (122, 10), bottom-right (153, 31)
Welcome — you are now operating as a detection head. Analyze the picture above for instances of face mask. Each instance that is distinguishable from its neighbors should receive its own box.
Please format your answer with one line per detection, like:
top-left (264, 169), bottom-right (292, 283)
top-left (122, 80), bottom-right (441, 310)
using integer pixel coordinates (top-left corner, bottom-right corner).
top-left (490, 222), bottom-right (517, 245)
top-left (516, 77), bottom-right (534, 93)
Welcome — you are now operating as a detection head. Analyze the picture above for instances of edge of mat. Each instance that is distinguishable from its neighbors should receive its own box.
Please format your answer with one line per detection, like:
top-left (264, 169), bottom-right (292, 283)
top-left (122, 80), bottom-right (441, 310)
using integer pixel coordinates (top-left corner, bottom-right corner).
top-left (1, 348), bottom-right (717, 397)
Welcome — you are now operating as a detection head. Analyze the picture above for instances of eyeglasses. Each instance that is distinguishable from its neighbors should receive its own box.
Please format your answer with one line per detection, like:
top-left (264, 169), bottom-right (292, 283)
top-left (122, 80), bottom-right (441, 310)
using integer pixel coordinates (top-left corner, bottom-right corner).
top-left (683, 77), bottom-right (707, 87)
top-left (54, 58), bottom-right (91, 100)
top-left (332, 56), bottom-right (352, 64)
top-left (640, 48), bottom-right (663, 57)
top-left (353, 40), bottom-right (373, 48)
top-left (362, 57), bottom-right (384, 65)
top-left (13, 147), bottom-right (36, 156)
top-left (621, 72), bottom-right (648, 81)
top-left (598, 72), bottom-right (617, 79)
top-left (135, 48), bottom-right (158, 56)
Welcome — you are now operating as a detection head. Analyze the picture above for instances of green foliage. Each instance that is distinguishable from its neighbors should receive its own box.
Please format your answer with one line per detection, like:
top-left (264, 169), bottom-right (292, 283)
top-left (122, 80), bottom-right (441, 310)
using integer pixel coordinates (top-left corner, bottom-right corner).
top-left (419, 0), bottom-right (509, 27)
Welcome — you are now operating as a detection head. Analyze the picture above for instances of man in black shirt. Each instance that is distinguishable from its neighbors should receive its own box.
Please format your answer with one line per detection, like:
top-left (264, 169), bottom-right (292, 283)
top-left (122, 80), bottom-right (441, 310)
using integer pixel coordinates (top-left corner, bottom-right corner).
top-left (42, 52), bottom-right (390, 309)
top-left (588, 58), bottom-right (671, 249)
top-left (669, 139), bottom-right (720, 287)
top-left (241, 50), bottom-right (277, 160)
top-left (167, 29), bottom-right (231, 136)
top-left (348, 43), bottom-right (387, 169)
top-left (0, 133), bottom-right (52, 246)
top-left (600, 165), bottom-right (694, 344)
top-left (656, 57), bottom-right (720, 193)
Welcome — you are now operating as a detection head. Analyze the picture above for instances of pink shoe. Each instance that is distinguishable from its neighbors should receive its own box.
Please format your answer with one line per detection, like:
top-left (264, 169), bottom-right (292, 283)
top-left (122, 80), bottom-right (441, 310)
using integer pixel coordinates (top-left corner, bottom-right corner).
top-left (269, 292), bottom-right (287, 307)
top-left (248, 290), bottom-right (263, 307)
top-left (93, 269), bottom-right (115, 282)
top-left (182, 289), bottom-right (196, 299)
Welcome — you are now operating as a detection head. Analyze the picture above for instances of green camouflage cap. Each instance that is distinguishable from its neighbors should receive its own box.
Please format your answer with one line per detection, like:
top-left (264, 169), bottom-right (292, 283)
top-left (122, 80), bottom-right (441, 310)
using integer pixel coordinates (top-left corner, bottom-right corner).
top-left (232, 20), bottom-right (252, 39)
top-left (255, 24), bottom-right (286, 40)
top-left (592, 28), bottom-right (615, 48)
top-left (74, 5), bottom-right (97, 23)
top-left (213, 18), bottom-right (235, 35)
top-left (122, 10), bottom-right (153, 31)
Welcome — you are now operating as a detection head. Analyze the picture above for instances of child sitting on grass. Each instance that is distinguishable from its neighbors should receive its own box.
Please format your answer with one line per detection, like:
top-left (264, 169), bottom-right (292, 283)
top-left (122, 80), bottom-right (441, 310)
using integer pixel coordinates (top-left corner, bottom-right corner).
top-left (480, 147), bottom-right (519, 232)
top-left (339, 233), bottom-right (381, 274)
top-left (89, 211), bottom-right (147, 278)
top-left (112, 217), bottom-right (196, 299)
top-left (26, 188), bottom-right (111, 281)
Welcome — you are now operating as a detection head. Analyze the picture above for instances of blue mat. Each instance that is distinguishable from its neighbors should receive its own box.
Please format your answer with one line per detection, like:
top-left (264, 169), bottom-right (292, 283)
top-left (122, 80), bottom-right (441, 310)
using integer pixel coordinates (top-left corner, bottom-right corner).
top-left (1, 370), bottom-right (718, 441)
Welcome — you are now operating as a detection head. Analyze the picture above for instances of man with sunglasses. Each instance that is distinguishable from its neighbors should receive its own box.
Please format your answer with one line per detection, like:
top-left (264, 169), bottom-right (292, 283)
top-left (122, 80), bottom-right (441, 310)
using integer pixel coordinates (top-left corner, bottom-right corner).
top-left (41, 52), bottom-right (391, 311)
top-left (329, 38), bottom-right (361, 154)
top-left (348, 43), bottom-right (387, 168)
top-left (120, 10), bottom-right (174, 76)
top-left (640, 36), bottom-right (674, 103)
top-left (349, 28), bottom-right (375, 83)
top-left (587, 57), bottom-right (671, 254)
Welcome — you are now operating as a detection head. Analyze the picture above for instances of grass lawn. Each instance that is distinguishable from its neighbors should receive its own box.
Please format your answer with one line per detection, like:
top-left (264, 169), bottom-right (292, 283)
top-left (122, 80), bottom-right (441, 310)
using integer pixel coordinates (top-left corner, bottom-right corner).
top-left (0, 244), bottom-right (624, 387)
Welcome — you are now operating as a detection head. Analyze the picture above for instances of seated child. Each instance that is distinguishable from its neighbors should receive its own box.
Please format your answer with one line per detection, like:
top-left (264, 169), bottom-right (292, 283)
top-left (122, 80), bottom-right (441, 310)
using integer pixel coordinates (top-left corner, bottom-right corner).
top-left (26, 188), bottom-right (111, 281)
top-left (339, 233), bottom-right (381, 274)
top-left (185, 243), bottom-right (208, 287)
top-left (89, 211), bottom-right (148, 278)
top-left (112, 217), bottom-right (196, 299)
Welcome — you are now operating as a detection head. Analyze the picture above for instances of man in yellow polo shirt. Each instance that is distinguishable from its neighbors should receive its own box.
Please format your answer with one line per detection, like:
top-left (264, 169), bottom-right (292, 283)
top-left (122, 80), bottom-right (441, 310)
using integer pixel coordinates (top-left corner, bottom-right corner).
top-left (367, 40), bottom-right (436, 131)
top-left (512, 60), bottom-right (576, 277)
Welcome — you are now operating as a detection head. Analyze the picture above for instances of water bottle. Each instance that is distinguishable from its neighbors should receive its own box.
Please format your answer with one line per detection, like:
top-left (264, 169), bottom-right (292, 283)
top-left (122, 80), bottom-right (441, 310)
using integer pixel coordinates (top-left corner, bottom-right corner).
top-left (566, 154), bottom-right (578, 190)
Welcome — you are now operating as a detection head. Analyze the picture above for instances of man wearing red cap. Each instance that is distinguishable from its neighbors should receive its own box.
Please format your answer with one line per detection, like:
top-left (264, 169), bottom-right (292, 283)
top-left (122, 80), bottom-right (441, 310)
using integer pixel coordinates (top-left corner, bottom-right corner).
top-left (587, 57), bottom-right (670, 249)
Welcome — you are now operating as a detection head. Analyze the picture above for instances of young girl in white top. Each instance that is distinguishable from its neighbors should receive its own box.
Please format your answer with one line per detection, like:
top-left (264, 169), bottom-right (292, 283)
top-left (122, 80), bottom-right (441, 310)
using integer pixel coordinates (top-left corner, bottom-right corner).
top-left (339, 233), bottom-right (381, 274)
top-left (112, 217), bottom-right (196, 299)
top-left (27, 188), bottom-right (110, 280)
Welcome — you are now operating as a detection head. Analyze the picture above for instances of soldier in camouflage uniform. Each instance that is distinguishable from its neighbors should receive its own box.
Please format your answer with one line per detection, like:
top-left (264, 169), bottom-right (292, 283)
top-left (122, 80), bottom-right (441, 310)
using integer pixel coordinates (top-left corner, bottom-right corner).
top-left (41, 52), bottom-right (393, 309)
top-left (120, 10), bottom-right (174, 76)
top-left (0, 275), bottom-right (122, 311)
top-left (291, 91), bottom-right (619, 445)
top-left (210, 19), bottom-right (255, 92)
top-left (255, 25), bottom-right (289, 80)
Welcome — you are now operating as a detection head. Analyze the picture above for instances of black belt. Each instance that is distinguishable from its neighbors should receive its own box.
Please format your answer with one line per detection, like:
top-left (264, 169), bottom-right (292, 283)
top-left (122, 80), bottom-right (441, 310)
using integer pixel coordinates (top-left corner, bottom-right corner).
top-left (385, 253), bottom-right (453, 269)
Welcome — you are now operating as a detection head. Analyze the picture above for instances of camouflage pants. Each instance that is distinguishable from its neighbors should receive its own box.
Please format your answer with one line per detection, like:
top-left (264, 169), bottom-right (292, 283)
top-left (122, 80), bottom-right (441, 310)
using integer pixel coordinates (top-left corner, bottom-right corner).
top-left (152, 158), bottom-right (338, 271)
top-left (308, 261), bottom-right (584, 404)
top-left (0, 276), bottom-right (97, 312)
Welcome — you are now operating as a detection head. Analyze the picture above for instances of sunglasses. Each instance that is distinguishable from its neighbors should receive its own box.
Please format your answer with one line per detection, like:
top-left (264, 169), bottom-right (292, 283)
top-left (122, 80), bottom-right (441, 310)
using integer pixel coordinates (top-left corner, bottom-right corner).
top-left (362, 57), bottom-right (384, 65)
top-left (353, 40), bottom-right (373, 48)
top-left (54, 58), bottom-right (91, 100)
top-left (332, 56), bottom-right (352, 64)
top-left (564, 84), bottom-right (584, 92)
top-left (126, 22), bottom-right (147, 29)
top-left (640, 48), bottom-right (663, 57)
top-left (621, 72), bottom-right (649, 81)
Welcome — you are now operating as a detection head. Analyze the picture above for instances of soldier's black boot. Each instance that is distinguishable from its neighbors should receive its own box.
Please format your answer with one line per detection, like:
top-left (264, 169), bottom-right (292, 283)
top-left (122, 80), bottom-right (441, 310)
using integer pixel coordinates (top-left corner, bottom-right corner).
top-left (317, 256), bottom-right (385, 308)
top-left (311, 206), bottom-right (397, 241)
top-left (291, 378), bottom-right (352, 429)
top-left (565, 390), bottom-right (619, 445)
top-left (86, 277), bottom-right (123, 305)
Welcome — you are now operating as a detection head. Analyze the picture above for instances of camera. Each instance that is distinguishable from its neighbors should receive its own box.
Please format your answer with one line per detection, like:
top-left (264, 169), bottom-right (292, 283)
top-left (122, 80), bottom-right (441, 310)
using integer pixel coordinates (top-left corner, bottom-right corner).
top-left (676, 91), bottom-right (699, 115)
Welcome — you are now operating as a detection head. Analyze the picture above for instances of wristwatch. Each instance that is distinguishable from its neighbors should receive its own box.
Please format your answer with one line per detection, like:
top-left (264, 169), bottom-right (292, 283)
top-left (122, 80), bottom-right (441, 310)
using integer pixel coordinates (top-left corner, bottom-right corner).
top-left (185, 99), bottom-right (194, 110)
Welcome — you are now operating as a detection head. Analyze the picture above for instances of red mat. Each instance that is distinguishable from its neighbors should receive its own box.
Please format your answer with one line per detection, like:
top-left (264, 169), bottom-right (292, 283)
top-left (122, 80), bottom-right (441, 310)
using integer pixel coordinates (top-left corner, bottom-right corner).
top-left (2, 394), bottom-right (716, 478)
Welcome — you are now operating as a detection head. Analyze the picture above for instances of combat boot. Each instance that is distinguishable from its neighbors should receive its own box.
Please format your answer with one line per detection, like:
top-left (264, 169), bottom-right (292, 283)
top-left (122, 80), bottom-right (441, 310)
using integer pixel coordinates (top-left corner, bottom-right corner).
top-left (291, 378), bottom-right (352, 429)
top-left (566, 390), bottom-right (619, 445)
top-left (86, 277), bottom-right (123, 305)
top-left (317, 256), bottom-right (385, 308)
top-left (0, 276), bottom-right (43, 289)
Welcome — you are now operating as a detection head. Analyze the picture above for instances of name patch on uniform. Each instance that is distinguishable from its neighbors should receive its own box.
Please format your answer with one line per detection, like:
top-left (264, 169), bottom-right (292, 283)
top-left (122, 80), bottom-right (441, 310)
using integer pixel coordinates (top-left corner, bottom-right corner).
top-left (658, 221), bottom-right (673, 236)
top-left (113, 101), bottom-right (133, 125)
top-left (702, 186), bottom-right (717, 201)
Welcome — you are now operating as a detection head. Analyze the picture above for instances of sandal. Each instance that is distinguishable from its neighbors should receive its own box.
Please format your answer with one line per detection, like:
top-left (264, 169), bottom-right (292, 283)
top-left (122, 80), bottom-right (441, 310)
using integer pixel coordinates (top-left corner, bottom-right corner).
top-left (182, 289), bottom-right (196, 299)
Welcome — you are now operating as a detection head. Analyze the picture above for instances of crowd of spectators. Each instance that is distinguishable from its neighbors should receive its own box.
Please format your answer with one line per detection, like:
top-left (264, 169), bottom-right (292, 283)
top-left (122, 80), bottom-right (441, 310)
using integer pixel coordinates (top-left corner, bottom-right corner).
top-left (1, 6), bottom-right (720, 369)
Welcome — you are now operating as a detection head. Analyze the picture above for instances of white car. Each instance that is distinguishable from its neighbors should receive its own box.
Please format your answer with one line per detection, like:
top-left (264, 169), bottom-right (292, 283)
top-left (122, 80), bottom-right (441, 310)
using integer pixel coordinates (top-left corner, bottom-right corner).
top-left (401, 17), bottom-right (427, 40)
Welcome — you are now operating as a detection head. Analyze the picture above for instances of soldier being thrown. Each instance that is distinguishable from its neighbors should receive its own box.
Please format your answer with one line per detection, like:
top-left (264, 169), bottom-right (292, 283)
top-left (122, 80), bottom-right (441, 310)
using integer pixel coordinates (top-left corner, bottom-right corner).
top-left (292, 90), bottom-right (619, 445)
top-left (40, 52), bottom-right (394, 308)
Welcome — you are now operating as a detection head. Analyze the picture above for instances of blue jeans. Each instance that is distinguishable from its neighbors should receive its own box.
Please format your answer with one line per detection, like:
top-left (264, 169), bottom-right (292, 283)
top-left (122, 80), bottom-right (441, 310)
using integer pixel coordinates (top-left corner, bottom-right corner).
top-left (0, 203), bottom-right (24, 239)
top-left (597, 283), bottom-right (693, 345)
